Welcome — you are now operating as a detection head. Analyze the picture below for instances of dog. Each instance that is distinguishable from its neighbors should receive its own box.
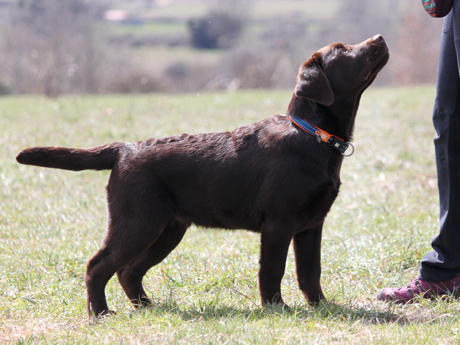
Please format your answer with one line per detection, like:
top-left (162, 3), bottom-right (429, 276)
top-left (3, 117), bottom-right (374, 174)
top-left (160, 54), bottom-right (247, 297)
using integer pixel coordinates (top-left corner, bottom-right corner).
top-left (16, 35), bottom-right (389, 317)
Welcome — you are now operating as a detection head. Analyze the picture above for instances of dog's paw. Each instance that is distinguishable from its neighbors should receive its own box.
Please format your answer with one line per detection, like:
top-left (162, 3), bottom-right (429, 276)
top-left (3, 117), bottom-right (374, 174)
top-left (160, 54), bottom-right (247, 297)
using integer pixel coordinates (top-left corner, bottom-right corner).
top-left (90, 309), bottom-right (117, 320)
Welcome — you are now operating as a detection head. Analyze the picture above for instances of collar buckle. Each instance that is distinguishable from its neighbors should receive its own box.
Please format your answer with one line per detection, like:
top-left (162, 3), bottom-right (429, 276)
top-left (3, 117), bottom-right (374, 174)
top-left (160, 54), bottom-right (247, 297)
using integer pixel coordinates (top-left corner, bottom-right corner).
top-left (328, 137), bottom-right (354, 156)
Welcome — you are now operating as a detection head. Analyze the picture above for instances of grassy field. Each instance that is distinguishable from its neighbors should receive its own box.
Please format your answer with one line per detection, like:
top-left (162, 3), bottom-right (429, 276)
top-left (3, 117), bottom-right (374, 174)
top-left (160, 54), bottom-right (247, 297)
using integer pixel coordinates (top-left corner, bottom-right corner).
top-left (1, 86), bottom-right (460, 344)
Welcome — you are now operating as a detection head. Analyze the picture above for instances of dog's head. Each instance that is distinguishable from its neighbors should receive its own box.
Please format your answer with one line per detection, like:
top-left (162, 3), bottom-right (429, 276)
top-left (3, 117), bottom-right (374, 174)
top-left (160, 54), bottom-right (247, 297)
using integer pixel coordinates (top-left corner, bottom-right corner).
top-left (295, 35), bottom-right (389, 106)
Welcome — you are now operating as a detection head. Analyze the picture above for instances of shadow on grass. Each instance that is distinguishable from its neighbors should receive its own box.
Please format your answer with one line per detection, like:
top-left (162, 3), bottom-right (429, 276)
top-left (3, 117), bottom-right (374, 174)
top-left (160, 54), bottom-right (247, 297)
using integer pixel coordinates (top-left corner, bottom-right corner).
top-left (308, 300), bottom-right (405, 324)
top-left (124, 298), bottom-right (411, 325)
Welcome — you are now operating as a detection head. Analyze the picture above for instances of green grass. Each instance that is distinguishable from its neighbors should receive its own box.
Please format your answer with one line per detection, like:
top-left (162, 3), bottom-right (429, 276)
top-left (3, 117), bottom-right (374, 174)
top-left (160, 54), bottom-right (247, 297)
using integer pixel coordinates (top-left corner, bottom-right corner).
top-left (251, 0), bottom-right (339, 20)
top-left (107, 21), bottom-right (188, 36)
top-left (130, 45), bottom-right (223, 73)
top-left (2, 87), bottom-right (460, 344)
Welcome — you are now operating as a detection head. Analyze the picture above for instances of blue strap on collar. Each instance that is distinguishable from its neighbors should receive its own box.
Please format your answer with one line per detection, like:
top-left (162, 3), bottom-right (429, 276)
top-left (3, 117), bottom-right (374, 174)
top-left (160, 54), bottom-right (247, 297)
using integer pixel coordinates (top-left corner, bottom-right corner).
top-left (289, 115), bottom-right (354, 156)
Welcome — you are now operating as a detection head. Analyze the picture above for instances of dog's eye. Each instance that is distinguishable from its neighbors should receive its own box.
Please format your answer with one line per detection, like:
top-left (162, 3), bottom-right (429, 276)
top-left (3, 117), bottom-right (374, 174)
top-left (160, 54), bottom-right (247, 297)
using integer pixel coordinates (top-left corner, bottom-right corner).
top-left (337, 45), bottom-right (348, 53)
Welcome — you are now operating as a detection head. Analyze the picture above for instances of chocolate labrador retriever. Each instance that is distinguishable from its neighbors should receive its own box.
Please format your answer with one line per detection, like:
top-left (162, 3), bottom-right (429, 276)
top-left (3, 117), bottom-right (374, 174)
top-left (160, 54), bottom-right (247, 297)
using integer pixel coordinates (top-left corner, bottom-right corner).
top-left (17, 35), bottom-right (389, 317)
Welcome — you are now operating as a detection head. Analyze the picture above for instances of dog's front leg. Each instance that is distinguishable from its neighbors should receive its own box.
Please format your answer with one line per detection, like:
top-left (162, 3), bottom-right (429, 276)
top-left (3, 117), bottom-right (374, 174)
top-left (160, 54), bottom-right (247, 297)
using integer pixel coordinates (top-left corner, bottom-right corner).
top-left (258, 222), bottom-right (293, 307)
top-left (293, 224), bottom-right (325, 305)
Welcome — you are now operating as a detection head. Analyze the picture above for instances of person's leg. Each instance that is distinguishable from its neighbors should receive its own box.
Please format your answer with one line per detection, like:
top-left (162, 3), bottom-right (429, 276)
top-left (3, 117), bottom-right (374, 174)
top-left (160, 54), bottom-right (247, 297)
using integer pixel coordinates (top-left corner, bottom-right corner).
top-left (419, 5), bottom-right (460, 282)
top-left (420, 86), bottom-right (460, 282)
top-left (378, 11), bottom-right (460, 303)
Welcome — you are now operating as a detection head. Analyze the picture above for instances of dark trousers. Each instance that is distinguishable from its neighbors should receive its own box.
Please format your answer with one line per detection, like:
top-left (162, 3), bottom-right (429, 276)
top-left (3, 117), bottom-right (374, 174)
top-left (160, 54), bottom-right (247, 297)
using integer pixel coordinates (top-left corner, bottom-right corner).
top-left (420, 7), bottom-right (460, 281)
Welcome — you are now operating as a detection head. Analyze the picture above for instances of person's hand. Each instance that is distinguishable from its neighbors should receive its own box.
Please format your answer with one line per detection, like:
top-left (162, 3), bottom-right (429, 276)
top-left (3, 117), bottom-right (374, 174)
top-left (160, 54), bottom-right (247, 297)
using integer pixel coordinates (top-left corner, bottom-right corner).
top-left (422, 0), bottom-right (453, 17)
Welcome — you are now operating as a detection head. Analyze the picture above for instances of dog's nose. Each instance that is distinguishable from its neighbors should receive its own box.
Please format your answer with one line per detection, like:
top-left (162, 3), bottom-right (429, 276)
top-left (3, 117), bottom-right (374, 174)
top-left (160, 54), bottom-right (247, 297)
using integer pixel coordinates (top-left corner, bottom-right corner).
top-left (373, 34), bottom-right (385, 43)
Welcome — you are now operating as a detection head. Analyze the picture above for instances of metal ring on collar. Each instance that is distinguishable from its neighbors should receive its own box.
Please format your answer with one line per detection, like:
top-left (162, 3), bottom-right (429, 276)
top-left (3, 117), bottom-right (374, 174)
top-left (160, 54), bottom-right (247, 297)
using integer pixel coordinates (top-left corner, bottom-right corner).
top-left (342, 143), bottom-right (355, 157)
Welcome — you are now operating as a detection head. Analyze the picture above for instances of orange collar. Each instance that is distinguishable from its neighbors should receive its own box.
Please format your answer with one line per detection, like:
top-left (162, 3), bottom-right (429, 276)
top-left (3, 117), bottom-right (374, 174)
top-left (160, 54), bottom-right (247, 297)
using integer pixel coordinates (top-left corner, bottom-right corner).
top-left (289, 115), bottom-right (354, 156)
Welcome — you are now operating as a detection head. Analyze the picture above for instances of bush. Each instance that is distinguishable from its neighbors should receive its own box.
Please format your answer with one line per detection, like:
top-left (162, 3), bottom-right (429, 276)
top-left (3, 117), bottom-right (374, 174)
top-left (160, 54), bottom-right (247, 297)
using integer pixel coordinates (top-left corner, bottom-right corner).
top-left (0, 80), bottom-right (11, 95)
top-left (188, 11), bottom-right (243, 49)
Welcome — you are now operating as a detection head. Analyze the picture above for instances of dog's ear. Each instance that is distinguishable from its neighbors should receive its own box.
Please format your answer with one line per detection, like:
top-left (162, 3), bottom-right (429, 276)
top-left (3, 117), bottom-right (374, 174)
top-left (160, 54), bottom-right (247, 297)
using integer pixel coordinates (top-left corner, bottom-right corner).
top-left (295, 54), bottom-right (334, 106)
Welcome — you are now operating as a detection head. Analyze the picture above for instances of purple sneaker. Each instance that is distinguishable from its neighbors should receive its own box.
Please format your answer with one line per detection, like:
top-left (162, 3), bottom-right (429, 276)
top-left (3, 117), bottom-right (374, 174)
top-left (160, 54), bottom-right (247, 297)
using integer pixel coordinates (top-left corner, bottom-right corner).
top-left (377, 276), bottom-right (460, 303)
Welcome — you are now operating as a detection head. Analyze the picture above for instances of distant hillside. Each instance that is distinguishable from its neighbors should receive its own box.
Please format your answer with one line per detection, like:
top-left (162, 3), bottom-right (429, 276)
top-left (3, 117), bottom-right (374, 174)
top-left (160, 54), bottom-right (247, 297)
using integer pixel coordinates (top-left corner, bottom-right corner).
top-left (0, 0), bottom-right (442, 96)
top-left (107, 0), bottom-right (340, 21)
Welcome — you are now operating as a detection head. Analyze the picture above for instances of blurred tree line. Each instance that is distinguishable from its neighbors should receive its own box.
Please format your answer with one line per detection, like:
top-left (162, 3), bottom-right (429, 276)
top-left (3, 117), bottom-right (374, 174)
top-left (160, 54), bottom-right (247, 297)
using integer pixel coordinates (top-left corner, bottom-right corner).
top-left (1, 0), bottom-right (110, 96)
top-left (0, 0), bottom-right (443, 96)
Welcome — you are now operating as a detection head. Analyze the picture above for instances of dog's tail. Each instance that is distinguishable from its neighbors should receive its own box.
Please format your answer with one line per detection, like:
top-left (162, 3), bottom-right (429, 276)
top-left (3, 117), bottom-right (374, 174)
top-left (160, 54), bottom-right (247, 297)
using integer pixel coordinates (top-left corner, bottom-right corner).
top-left (16, 143), bottom-right (124, 171)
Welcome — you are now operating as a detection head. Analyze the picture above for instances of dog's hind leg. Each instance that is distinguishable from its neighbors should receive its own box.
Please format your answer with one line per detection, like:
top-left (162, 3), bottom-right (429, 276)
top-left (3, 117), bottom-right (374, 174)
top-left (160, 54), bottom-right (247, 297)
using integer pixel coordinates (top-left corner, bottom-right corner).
top-left (293, 224), bottom-right (325, 305)
top-left (85, 247), bottom-right (121, 317)
top-left (117, 219), bottom-right (189, 309)
top-left (85, 178), bottom-right (175, 317)
top-left (85, 221), bottom-right (167, 317)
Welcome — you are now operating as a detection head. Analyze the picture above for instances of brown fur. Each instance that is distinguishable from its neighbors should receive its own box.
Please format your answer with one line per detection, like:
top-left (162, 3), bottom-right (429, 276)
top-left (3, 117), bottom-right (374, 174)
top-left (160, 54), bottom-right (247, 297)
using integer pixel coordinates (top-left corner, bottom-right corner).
top-left (16, 36), bottom-right (389, 317)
